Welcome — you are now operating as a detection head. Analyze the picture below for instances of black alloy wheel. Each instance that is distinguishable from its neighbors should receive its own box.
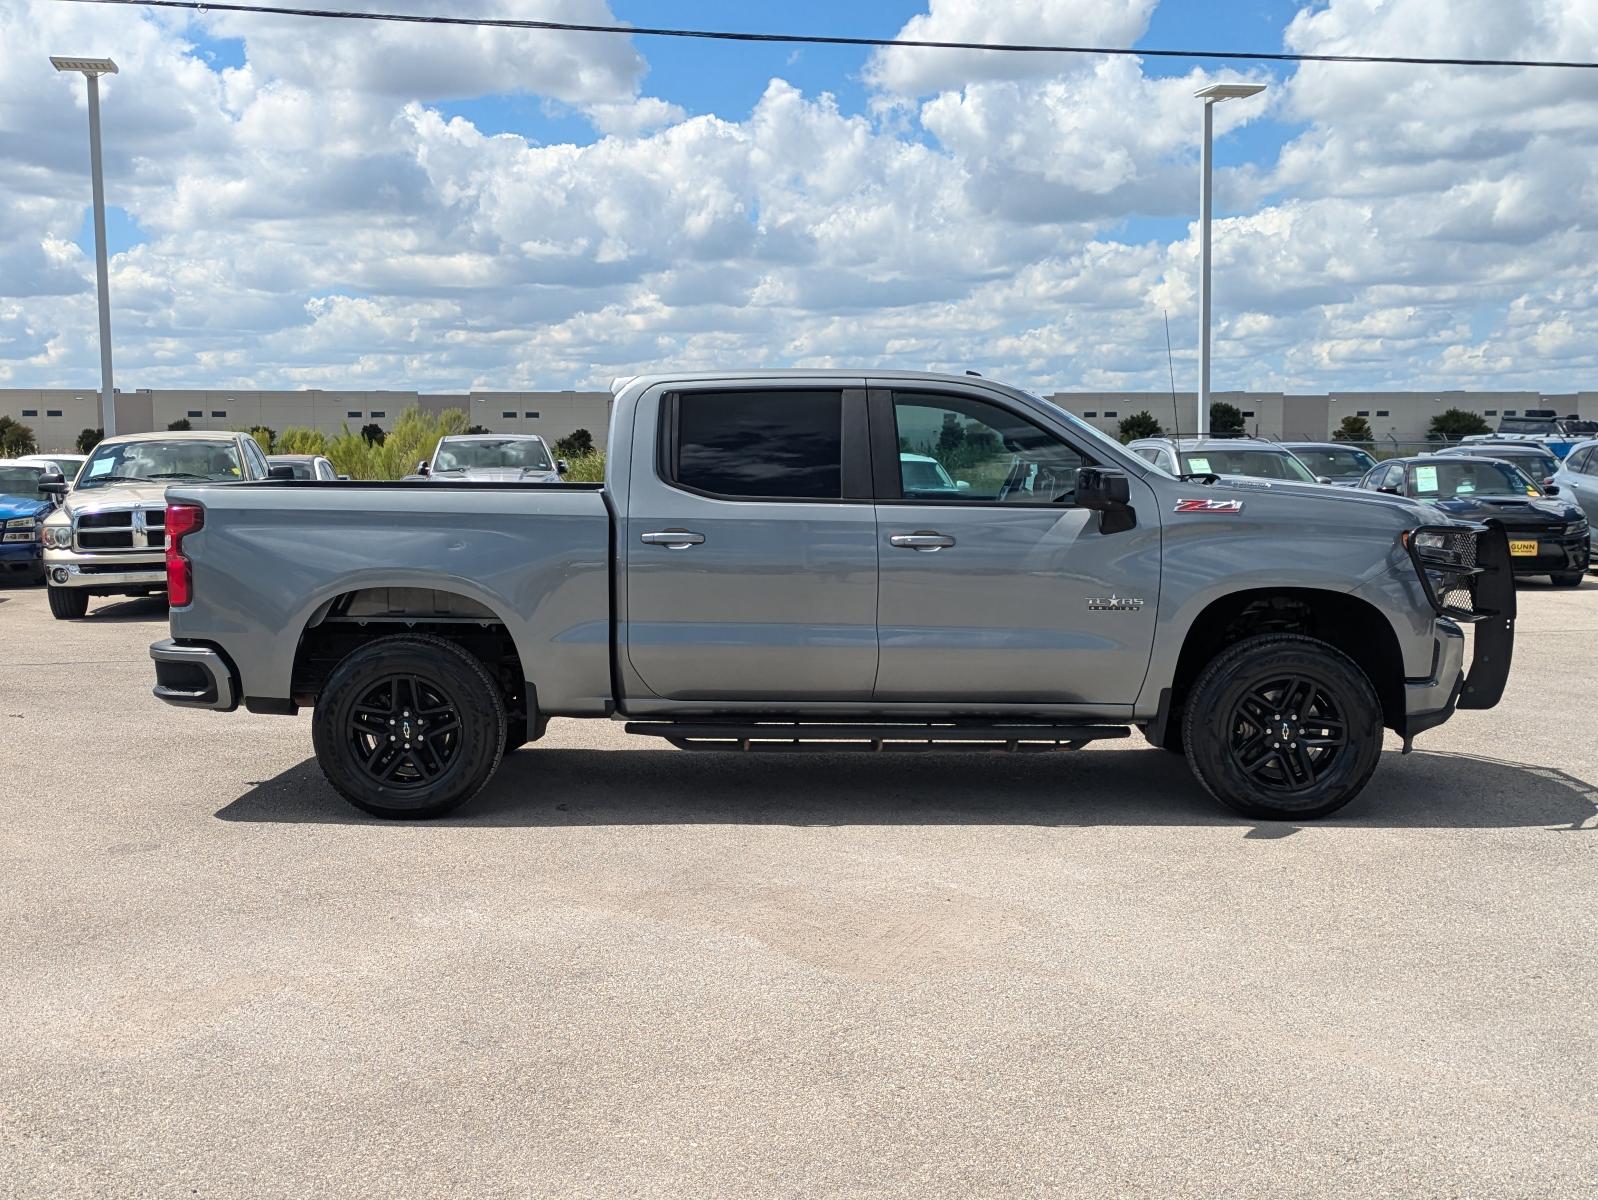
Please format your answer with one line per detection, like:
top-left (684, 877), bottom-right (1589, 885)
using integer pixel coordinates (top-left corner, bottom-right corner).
top-left (313, 634), bottom-right (507, 819)
top-left (345, 674), bottom-right (463, 790)
top-left (1226, 675), bottom-right (1347, 794)
top-left (1183, 633), bottom-right (1383, 821)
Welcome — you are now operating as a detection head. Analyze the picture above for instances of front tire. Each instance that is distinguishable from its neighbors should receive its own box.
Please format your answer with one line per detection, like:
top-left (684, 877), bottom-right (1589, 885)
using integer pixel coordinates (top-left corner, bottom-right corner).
top-left (47, 586), bottom-right (89, 620)
top-left (1183, 633), bottom-right (1383, 821)
top-left (312, 634), bottom-right (506, 820)
top-left (1551, 571), bottom-right (1583, 587)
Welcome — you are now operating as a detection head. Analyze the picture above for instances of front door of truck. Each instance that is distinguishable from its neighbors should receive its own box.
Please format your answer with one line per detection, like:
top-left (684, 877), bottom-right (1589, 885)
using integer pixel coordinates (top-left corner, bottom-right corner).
top-left (871, 388), bottom-right (1160, 706)
top-left (623, 383), bottom-right (880, 701)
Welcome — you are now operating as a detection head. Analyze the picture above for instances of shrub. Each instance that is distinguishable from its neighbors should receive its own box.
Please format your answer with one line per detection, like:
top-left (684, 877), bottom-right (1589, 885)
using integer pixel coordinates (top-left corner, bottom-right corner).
top-left (1117, 411), bottom-right (1162, 442)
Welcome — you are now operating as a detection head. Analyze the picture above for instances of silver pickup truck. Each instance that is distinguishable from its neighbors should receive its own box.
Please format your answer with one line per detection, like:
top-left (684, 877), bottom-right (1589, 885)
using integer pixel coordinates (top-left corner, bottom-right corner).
top-left (150, 370), bottom-right (1514, 822)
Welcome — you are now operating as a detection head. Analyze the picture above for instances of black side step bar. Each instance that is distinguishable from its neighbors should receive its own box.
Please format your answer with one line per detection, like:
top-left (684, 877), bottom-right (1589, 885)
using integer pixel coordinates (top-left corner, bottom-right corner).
top-left (623, 721), bottom-right (1131, 753)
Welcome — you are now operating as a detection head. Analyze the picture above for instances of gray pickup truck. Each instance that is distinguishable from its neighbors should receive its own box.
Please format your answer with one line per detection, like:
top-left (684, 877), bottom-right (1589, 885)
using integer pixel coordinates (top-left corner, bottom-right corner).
top-left (149, 370), bottom-right (1514, 822)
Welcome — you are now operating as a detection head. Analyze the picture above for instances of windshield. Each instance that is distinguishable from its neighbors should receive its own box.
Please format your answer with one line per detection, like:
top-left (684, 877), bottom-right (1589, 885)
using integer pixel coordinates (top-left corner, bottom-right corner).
top-left (0, 466), bottom-right (47, 503)
top-left (1411, 460), bottom-right (1541, 500)
top-left (1178, 448), bottom-right (1318, 483)
top-left (1288, 446), bottom-right (1376, 480)
top-left (76, 439), bottom-right (243, 489)
top-left (433, 438), bottom-right (552, 473)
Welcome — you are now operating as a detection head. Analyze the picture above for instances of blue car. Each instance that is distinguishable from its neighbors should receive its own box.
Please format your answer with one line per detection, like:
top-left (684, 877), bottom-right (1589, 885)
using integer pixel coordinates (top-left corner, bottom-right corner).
top-left (0, 461), bottom-right (60, 585)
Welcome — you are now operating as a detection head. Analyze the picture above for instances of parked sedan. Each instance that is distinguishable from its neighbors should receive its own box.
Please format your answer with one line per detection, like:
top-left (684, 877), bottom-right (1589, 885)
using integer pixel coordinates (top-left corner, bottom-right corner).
top-left (1280, 442), bottom-right (1378, 487)
top-left (1126, 437), bottom-right (1325, 483)
top-left (267, 454), bottom-right (344, 480)
top-left (1359, 455), bottom-right (1589, 585)
top-left (0, 460), bottom-right (62, 584)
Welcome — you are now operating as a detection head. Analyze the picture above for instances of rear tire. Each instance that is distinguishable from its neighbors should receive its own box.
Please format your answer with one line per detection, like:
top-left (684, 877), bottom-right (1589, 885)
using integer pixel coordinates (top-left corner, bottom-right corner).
top-left (1551, 572), bottom-right (1583, 587)
top-left (1183, 633), bottom-right (1383, 821)
top-left (312, 634), bottom-right (506, 820)
top-left (47, 587), bottom-right (89, 620)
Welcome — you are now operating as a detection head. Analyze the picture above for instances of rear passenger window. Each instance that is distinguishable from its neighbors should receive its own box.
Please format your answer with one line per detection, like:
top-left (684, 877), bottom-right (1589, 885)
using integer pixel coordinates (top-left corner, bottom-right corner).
top-left (671, 390), bottom-right (842, 499)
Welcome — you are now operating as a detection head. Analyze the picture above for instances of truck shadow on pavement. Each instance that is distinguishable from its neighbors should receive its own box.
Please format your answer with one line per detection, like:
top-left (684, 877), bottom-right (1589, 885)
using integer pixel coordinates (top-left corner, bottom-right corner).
top-left (85, 596), bottom-right (169, 622)
top-left (217, 747), bottom-right (1598, 834)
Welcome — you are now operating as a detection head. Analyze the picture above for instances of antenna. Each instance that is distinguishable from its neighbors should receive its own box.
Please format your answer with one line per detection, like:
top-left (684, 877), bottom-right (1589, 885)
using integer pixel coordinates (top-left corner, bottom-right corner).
top-left (1163, 310), bottom-right (1181, 443)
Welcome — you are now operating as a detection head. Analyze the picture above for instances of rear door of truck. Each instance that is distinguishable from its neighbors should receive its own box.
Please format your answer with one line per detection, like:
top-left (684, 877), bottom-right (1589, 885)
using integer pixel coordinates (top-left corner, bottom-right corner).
top-left (620, 380), bottom-right (879, 701)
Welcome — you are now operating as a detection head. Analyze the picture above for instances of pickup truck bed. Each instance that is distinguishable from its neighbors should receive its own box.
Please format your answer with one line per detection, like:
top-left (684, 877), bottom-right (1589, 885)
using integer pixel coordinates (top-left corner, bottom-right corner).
top-left (151, 369), bottom-right (1513, 824)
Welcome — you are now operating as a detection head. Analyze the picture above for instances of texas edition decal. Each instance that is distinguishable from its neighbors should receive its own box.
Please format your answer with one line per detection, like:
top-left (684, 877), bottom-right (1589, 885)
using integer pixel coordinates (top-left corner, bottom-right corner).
top-left (1174, 498), bottom-right (1245, 513)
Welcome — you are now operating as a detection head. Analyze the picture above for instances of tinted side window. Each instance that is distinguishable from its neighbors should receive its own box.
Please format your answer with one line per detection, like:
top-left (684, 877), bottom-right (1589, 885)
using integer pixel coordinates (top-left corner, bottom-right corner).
top-left (1573, 448), bottom-right (1595, 474)
top-left (672, 390), bottom-right (842, 499)
top-left (892, 392), bottom-right (1087, 505)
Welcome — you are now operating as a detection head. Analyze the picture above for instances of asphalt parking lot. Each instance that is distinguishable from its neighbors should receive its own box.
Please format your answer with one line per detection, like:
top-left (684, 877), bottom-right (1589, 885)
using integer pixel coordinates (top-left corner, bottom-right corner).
top-left (2, 581), bottom-right (1595, 1199)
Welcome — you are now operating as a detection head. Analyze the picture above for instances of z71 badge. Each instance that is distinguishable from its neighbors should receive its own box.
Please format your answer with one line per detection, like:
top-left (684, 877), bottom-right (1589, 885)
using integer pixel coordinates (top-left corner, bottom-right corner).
top-left (1174, 498), bottom-right (1244, 513)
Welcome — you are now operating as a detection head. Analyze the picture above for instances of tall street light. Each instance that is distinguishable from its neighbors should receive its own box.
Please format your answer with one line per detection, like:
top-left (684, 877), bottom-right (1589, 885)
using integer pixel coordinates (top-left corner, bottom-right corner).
top-left (1194, 81), bottom-right (1265, 438)
top-left (51, 55), bottom-right (120, 439)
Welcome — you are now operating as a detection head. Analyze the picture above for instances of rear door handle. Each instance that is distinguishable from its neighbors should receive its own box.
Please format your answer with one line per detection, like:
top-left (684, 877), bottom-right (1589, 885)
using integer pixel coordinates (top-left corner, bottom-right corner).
top-left (640, 530), bottom-right (705, 549)
top-left (889, 532), bottom-right (955, 551)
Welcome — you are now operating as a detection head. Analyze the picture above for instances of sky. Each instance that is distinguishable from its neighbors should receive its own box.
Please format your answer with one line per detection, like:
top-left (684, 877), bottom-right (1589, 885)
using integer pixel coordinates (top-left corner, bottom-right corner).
top-left (1, 0), bottom-right (1596, 395)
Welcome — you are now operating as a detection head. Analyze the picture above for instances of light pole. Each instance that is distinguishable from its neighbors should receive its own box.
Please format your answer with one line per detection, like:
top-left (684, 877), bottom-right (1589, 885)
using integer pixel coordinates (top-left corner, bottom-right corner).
top-left (1194, 82), bottom-right (1265, 438)
top-left (51, 55), bottom-right (120, 439)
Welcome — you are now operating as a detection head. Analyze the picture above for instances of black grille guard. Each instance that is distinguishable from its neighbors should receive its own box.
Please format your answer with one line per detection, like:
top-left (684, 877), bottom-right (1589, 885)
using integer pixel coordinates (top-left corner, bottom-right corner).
top-left (1404, 520), bottom-right (1515, 711)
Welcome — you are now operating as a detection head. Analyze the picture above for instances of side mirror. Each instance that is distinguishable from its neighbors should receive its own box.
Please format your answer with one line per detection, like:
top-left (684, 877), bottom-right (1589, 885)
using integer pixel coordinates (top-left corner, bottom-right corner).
top-left (38, 480), bottom-right (67, 497)
top-left (1377, 485), bottom-right (1400, 495)
top-left (1316, 476), bottom-right (1333, 485)
top-left (267, 465), bottom-right (297, 480)
top-left (956, 480), bottom-right (971, 490)
top-left (1542, 483), bottom-right (1560, 495)
top-left (416, 460), bottom-right (430, 476)
top-left (1077, 467), bottom-right (1135, 534)
top-left (1077, 467), bottom-right (1131, 510)
top-left (557, 458), bottom-right (569, 476)
top-left (337, 474), bottom-right (350, 481)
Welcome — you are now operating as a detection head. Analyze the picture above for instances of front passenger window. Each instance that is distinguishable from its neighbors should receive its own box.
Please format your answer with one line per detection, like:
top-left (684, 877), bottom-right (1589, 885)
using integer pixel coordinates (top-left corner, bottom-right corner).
top-left (892, 393), bottom-right (1088, 505)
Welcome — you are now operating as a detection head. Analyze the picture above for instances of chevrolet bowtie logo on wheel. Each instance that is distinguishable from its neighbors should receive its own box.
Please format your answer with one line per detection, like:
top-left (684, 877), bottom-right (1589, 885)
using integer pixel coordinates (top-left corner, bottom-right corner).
top-left (1086, 595), bottom-right (1145, 612)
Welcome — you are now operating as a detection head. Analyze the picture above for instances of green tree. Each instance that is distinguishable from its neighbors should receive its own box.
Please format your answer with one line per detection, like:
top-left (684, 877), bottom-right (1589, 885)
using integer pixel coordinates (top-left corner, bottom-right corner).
top-left (1428, 408), bottom-right (1491, 441)
top-left (76, 427), bottom-right (103, 454)
top-left (248, 425), bottom-right (277, 454)
top-left (0, 416), bottom-right (37, 457)
top-left (1209, 402), bottom-right (1245, 436)
top-left (167, 418), bottom-right (192, 431)
top-left (936, 413), bottom-right (967, 456)
top-left (275, 427), bottom-right (331, 455)
top-left (328, 406), bottom-right (471, 480)
top-left (359, 423), bottom-right (386, 447)
top-left (465, 424), bottom-right (491, 435)
top-left (1331, 415), bottom-right (1373, 442)
top-left (1117, 411), bottom-right (1162, 442)
top-left (556, 428), bottom-right (595, 457)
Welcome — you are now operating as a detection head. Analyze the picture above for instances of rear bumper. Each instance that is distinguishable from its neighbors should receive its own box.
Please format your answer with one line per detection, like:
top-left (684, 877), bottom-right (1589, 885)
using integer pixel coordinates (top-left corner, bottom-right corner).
top-left (149, 639), bottom-right (238, 711)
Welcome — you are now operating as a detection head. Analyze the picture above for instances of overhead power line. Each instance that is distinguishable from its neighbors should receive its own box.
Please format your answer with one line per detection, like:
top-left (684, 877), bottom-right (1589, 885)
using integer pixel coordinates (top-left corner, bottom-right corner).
top-left (54, 0), bottom-right (1598, 71)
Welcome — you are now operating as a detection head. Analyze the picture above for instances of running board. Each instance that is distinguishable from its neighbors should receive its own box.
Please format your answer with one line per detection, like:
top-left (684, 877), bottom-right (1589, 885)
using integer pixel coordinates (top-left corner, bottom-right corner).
top-left (623, 721), bottom-right (1131, 753)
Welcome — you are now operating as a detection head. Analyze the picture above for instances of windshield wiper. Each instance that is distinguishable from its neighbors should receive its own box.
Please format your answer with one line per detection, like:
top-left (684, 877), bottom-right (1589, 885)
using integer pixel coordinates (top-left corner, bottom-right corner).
top-left (1177, 472), bottom-right (1220, 484)
top-left (78, 474), bottom-right (146, 486)
top-left (145, 472), bottom-right (209, 480)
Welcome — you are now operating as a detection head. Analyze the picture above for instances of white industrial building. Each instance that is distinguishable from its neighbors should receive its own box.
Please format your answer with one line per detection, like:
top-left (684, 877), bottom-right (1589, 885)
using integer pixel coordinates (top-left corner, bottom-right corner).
top-left (2, 384), bottom-right (1596, 452)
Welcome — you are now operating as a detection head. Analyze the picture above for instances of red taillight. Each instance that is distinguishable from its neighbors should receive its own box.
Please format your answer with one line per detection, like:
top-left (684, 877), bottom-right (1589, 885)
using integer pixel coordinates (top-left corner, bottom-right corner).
top-left (166, 503), bottom-right (204, 607)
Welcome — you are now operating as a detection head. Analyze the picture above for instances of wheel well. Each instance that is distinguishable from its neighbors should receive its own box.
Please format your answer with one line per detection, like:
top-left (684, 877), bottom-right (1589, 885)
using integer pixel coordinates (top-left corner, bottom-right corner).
top-left (1159, 589), bottom-right (1405, 747)
top-left (291, 588), bottom-right (529, 732)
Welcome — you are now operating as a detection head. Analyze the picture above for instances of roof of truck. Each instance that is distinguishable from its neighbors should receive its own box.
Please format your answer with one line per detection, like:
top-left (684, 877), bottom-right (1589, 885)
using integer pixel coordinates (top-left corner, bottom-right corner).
top-left (614, 368), bottom-right (1010, 390)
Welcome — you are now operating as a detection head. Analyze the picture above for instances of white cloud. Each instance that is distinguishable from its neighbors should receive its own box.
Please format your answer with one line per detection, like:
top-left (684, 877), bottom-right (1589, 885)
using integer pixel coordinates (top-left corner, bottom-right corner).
top-left (1, 0), bottom-right (1597, 397)
top-left (865, 0), bottom-right (1157, 96)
